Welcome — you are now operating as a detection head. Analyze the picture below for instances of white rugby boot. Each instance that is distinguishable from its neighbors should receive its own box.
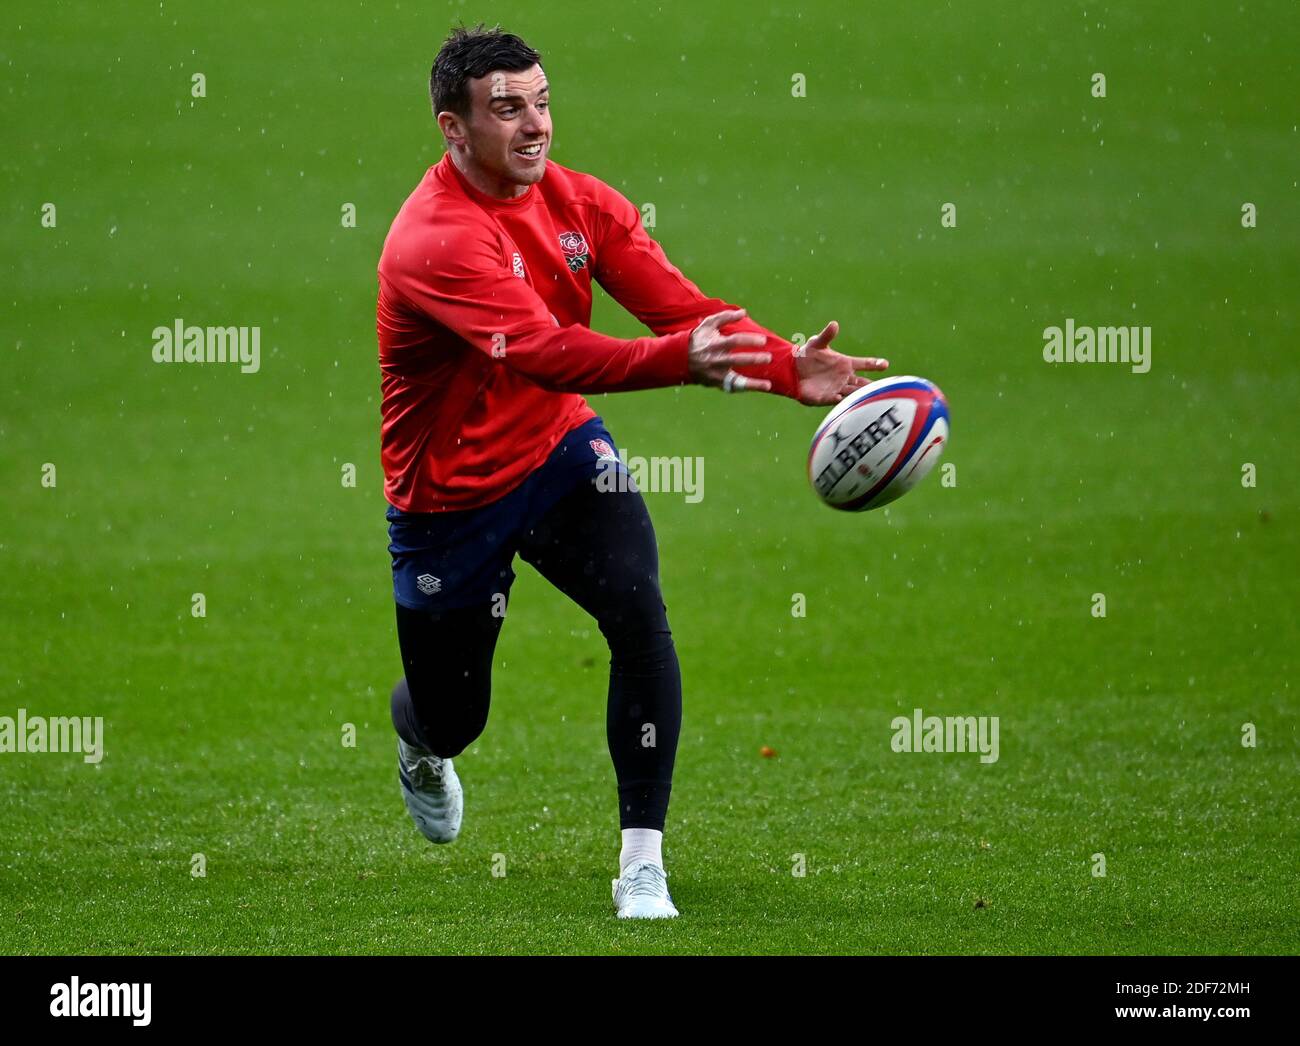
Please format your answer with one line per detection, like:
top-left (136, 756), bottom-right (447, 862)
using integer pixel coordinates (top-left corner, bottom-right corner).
top-left (612, 859), bottom-right (679, 919)
top-left (397, 736), bottom-right (463, 844)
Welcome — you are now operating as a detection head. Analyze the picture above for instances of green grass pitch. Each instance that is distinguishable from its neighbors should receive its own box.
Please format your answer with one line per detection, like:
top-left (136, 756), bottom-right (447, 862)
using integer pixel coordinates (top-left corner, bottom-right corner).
top-left (1, 0), bottom-right (1296, 954)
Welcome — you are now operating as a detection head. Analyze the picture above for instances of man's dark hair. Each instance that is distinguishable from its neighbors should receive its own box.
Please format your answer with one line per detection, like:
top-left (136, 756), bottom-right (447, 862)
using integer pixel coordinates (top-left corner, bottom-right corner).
top-left (431, 24), bottom-right (542, 119)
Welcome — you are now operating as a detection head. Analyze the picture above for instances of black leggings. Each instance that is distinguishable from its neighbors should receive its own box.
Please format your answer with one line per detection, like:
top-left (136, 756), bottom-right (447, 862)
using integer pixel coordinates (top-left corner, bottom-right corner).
top-left (390, 481), bottom-right (682, 831)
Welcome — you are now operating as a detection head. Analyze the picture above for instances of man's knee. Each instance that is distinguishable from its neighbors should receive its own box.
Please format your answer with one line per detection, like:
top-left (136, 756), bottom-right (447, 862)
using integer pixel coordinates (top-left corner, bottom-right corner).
top-left (391, 675), bottom-right (488, 758)
top-left (597, 586), bottom-right (675, 667)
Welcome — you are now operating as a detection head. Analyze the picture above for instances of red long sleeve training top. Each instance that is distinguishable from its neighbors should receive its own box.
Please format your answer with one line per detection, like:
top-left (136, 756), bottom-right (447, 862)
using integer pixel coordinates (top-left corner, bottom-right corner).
top-left (377, 152), bottom-right (800, 512)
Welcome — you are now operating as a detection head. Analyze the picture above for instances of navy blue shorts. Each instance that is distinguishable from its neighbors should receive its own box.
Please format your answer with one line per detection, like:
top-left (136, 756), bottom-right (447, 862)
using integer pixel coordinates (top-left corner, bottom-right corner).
top-left (387, 416), bottom-right (629, 611)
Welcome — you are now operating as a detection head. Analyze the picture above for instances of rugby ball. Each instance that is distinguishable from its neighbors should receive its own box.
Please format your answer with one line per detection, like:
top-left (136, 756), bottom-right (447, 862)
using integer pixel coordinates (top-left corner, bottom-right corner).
top-left (807, 376), bottom-right (949, 511)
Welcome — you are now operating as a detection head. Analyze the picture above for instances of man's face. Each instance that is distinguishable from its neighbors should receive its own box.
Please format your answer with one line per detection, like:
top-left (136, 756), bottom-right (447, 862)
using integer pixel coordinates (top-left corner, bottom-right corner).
top-left (443, 64), bottom-right (551, 197)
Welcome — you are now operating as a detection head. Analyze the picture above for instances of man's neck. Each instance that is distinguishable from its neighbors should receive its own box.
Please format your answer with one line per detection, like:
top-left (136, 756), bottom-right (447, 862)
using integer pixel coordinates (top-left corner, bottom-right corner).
top-left (449, 149), bottom-right (530, 200)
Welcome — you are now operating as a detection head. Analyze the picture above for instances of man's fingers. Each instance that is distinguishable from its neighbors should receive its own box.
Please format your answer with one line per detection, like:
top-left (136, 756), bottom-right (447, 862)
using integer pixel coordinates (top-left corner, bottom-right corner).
top-left (712, 332), bottom-right (767, 352)
top-left (699, 307), bottom-right (748, 332)
top-left (849, 356), bottom-right (890, 371)
top-left (721, 371), bottom-right (772, 394)
top-left (713, 351), bottom-right (772, 369)
top-left (805, 319), bottom-right (839, 349)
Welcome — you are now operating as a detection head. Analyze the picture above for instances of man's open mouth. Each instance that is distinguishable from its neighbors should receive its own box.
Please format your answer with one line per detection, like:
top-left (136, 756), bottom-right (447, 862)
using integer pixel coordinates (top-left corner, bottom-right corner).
top-left (514, 142), bottom-right (544, 159)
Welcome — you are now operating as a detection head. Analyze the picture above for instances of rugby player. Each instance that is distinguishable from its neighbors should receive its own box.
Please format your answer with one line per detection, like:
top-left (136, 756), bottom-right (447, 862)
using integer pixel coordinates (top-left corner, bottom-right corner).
top-left (377, 24), bottom-right (887, 918)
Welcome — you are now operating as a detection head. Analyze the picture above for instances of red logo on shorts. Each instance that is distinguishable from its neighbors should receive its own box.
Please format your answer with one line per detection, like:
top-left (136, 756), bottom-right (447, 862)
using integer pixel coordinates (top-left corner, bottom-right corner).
top-left (589, 438), bottom-right (618, 461)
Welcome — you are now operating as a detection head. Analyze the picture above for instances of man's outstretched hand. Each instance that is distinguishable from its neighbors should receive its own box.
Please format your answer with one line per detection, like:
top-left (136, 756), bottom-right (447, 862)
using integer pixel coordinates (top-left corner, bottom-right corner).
top-left (794, 320), bottom-right (889, 405)
top-left (687, 311), bottom-right (887, 402)
top-left (686, 309), bottom-right (773, 392)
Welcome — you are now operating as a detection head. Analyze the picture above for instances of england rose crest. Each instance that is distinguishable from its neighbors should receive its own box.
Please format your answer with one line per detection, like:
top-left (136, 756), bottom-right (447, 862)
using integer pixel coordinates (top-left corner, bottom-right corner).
top-left (558, 231), bottom-right (591, 273)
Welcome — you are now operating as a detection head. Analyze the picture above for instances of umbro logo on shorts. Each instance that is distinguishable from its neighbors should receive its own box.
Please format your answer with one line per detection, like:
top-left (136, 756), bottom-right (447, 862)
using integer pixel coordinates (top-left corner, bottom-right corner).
top-left (416, 574), bottom-right (442, 595)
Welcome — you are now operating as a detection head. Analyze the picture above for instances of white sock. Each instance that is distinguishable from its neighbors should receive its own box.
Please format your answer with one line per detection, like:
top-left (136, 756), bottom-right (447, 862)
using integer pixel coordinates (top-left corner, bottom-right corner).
top-left (619, 828), bottom-right (664, 874)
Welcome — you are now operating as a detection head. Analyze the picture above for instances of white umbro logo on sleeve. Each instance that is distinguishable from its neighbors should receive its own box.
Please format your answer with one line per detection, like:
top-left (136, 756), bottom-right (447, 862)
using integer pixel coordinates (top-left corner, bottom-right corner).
top-left (416, 574), bottom-right (442, 595)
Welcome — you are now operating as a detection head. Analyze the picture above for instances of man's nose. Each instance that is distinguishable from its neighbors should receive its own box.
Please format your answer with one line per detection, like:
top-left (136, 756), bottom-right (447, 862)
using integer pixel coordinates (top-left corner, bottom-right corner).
top-left (521, 106), bottom-right (546, 135)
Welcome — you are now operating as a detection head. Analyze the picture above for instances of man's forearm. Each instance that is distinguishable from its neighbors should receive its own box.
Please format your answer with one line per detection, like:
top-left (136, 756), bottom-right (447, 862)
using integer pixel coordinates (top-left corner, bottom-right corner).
top-left (487, 323), bottom-right (693, 394)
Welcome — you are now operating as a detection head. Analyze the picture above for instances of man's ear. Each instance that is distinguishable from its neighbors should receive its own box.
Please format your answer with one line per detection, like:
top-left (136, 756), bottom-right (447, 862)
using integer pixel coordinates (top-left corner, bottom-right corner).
top-left (437, 111), bottom-right (467, 148)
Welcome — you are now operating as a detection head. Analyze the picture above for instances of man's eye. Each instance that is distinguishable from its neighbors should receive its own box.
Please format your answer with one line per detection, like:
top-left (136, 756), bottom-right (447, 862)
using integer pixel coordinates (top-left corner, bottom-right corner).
top-left (537, 102), bottom-right (549, 111)
top-left (498, 106), bottom-right (518, 117)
